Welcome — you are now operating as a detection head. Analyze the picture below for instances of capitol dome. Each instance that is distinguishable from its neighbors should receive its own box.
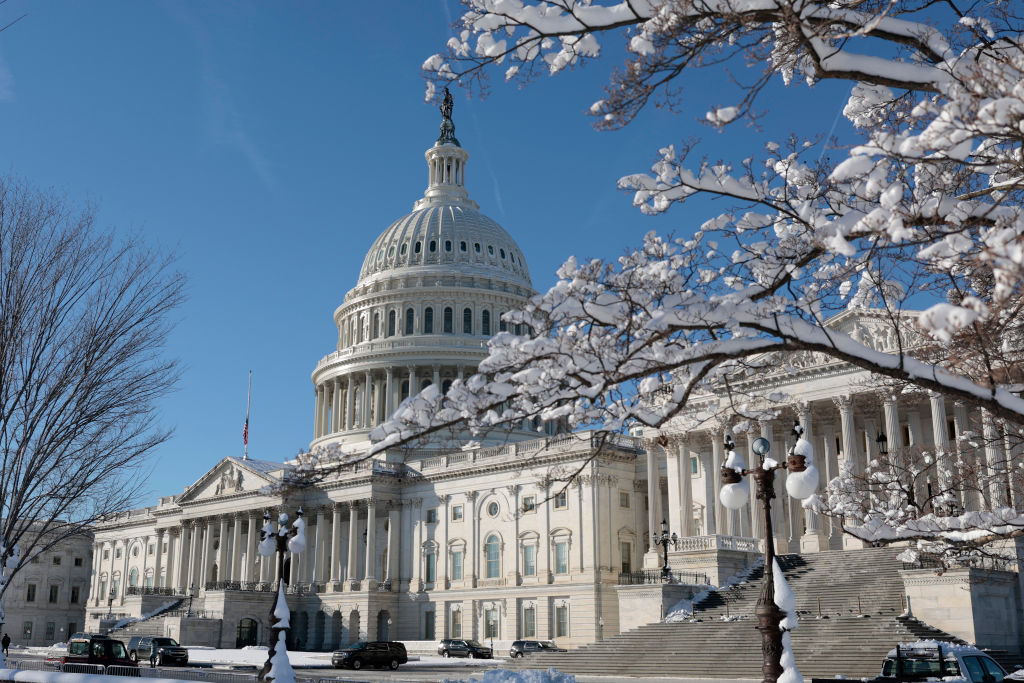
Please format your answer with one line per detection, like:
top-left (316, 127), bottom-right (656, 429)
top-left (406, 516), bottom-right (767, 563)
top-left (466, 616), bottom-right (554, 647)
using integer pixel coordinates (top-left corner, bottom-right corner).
top-left (309, 90), bottom-right (546, 452)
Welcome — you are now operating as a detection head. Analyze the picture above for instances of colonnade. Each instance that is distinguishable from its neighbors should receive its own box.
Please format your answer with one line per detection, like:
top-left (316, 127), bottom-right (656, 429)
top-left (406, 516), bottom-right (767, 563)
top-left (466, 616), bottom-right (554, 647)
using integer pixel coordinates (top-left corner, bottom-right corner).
top-left (647, 391), bottom-right (1020, 555)
top-left (313, 364), bottom-right (469, 438)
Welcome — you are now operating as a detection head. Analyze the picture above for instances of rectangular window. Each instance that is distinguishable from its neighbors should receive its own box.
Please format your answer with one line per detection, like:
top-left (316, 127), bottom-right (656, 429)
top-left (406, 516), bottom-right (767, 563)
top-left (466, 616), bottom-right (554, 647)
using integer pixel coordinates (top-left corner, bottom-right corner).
top-left (555, 605), bottom-right (569, 637)
top-left (451, 505), bottom-right (464, 521)
top-left (426, 508), bottom-right (438, 524)
top-left (49, 585), bottom-right (59, 603)
top-left (523, 545), bottom-right (536, 576)
top-left (26, 584), bottom-right (36, 602)
top-left (70, 586), bottom-right (80, 604)
top-left (52, 556), bottom-right (61, 566)
top-left (426, 554), bottom-right (437, 583)
top-left (148, 544), bottom-right (155, 555)
top-left (485, 608), bottom-right (498, 638)
top-left (555, 541), bottom-right (569, 574)
top-left (115, 548), bottom-right (122, 559)
top-left (451, 551), bottom-right (463, 580)
top-left (74, 557), bottom-right (83, 567)
top-left (424, 611), bottom-right (436, 641)
top-left (523, 606), bottom-right (536, 638)
top-left (947, 417), bottom-right (957, 441)
top-left (102, 549), bottom-right (110, 560)
top-left (22, 621), bottom-right (32, 640)
top-left (521, 496), bottom-right (536, 513)
top-left (554, 491), bottom-right (568, 509)
top-left (691, 456), bottom-right (699, 475)
top-left (451, 609), bottom-right (462, 638)
top-left (620, 541), bottom-right (632, 573)
top-left (619, 491), bottom-right (630, 508)
top-left (45, 622), bottom-right (55, 642)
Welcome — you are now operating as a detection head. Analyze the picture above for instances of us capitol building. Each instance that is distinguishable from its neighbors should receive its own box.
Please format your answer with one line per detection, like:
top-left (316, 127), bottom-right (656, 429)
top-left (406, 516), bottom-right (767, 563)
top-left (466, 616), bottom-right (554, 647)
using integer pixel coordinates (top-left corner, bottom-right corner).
top-left (86, 97), bottom-right (1024, 653)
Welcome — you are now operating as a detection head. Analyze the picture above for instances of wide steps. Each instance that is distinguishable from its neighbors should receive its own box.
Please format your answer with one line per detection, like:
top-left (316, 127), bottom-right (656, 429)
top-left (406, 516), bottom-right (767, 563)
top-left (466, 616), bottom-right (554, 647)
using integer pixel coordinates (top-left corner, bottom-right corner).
top-left (508, 548), bottom-right (966, 679)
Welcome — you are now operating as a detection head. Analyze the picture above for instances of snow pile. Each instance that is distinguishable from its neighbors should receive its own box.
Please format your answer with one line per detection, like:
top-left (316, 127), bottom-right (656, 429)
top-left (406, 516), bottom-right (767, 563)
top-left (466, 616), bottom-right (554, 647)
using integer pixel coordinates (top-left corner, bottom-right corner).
top-left (266, 631), bottom-right (294, 683)
top-left (720, 436), bottom-right (750, 510)
top-left (785, 429), bottom-right (819, 500)
top-left (442, 669), bottom-right (576, 683)
top-left (773, 559), bottom-right (803, 683)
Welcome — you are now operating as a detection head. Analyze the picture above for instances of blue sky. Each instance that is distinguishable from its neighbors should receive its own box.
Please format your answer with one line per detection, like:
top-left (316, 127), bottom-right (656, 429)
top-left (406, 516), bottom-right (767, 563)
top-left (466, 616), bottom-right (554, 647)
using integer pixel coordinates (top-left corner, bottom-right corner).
top-left (0, 1), bottom-right (854, 499)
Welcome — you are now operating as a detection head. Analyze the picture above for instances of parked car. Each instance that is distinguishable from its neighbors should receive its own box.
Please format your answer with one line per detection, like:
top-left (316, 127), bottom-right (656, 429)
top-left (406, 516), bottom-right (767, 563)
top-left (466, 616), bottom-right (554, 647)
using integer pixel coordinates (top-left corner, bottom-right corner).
top-left (331, 641), bottom-right (407, 670)
top-left (877, 642), bottom-right (1006, 683)
top-left (509, 640), bottom-right (567, 658)
top-left (126, 636), bottom-right (189, 666)
top-left (60, 635), bottom-right (137, 669)
top-left (437, 638), bottom-right (493, 659)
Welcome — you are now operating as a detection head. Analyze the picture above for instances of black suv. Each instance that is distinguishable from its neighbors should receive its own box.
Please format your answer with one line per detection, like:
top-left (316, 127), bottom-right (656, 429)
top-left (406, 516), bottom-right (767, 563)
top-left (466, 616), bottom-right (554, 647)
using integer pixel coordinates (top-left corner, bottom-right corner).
top-left (331, 641), bottom-right (407, 670)
top-left (437, 639), bottom-right (493, 659)
top-left (126, 636), bottom-right (189, 667)
top-left (510, 640), bottom-right (567, 658)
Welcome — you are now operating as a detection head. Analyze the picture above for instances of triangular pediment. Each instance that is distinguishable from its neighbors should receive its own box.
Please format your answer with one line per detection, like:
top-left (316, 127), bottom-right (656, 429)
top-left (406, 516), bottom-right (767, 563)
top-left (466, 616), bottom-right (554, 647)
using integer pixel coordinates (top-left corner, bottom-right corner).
top-left (178, 457), bottom-right (285, 504)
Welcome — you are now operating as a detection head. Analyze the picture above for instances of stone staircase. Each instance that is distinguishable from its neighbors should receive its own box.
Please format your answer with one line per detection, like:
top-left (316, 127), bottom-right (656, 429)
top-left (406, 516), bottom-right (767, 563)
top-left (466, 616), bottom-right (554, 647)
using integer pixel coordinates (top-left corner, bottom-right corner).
top-left (509, 548), bottom-right (971, 679)
top-left (108, 598), bottom-right (185, 640)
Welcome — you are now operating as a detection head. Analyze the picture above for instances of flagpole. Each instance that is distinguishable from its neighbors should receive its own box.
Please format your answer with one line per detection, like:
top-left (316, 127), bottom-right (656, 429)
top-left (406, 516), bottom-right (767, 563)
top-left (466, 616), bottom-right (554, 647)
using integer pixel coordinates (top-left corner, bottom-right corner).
top-left (244, 370), bottom-right (252, 460)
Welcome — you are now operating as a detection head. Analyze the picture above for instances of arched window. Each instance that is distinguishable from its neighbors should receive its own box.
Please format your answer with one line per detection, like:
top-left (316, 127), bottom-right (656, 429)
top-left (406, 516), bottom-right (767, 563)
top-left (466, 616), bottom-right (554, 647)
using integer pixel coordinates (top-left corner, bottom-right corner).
top-left (485, 535), bottom-right (500, 579)
top-left (424, 307), bottom-right (434, 334)
top-left (463, 308), bottom-right (473, 334)
top-left (372, 313), bottom-right (380, 339)
top-left (499, 312), bottom-right (507, 332)
top-left (443, 307), bottom-right (453, 333)
top-left (405, 308), bottom-right (414, 335)
top-left (388, 310), bottom-right (396, 337)
top-left (442, 379), bottom-right (452, 393)
top-left (445, 240), bottom-right (453, 252)
top-left (400, 243), bottom-right (408, 256)
top-left (421, 379), bottom-right (432, 391)
top-left (474, 243), bottom-right (481, 253)
top-left (128, 568), bottom-right (139, 587)
top-left (482, 310), bottom-right (491, 336)
top-left (401, 380), bottom-right (409, 401)
top-left (429, 240), bottom-right (437, 253)
top-left (460, 241), bottom-right (467, 252)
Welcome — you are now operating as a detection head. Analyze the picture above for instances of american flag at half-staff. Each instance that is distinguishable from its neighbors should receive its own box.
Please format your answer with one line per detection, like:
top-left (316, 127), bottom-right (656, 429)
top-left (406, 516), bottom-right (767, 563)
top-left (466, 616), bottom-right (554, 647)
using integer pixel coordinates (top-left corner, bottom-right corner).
top-left (243, 370), bottom-right (251, 460)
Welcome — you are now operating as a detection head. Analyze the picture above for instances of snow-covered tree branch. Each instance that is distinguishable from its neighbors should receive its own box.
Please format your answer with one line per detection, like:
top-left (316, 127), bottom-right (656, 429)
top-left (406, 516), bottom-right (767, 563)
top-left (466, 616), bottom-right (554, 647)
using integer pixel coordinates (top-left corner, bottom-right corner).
top-left (368, 1), bottom-right (1024, 558)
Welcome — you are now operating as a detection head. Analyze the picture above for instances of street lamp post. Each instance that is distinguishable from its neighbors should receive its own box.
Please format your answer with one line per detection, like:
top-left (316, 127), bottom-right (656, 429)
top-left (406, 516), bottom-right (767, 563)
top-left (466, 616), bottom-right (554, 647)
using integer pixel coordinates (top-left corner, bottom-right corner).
top-left (719, 423), bottom-right (818, 683)
top-left (257, 508), bottom-right (306, 682)
top-left (651, 520), bottom-right (680, 581)
top-left (106, 588), bottom-right (116, 619)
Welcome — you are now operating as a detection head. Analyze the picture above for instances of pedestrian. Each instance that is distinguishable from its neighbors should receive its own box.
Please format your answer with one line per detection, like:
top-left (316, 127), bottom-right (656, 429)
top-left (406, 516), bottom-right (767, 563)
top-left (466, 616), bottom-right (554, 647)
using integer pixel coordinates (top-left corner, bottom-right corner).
top-left (149, 645), bottom-right (158, 668)
top-left (2, 632), bottom-right (11, 656)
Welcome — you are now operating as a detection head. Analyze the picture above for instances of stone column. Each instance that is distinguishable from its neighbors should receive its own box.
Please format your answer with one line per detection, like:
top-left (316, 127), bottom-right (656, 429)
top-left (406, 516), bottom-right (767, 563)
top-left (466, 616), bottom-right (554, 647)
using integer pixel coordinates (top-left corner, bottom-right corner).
top-left (216, 517), bottom-right (228, 583)
top-left (438, 495), bottom-right (450, 589)
top-left (90, 543), bottom-right (102, 604)
top-left (539, 485), bottom-right (551, 581)
top-left (245, 515), bottom-right (257, 583)
top-left (347, 503), bottom-right (360, 583)
top-left (364, 501), bottom-right (377, 582)
top-left (362, 371), bottom-right (371, 428)
top-left (313, 385), bottom-right (322, 438)
top-left (408, 367), bottom-right (417, 400)
top-left (411, 498), bottom-right (424, 590)
top-left (699, 451), bottom-right (716, 535)
top-left (345, 375), bottom-right (355, 430)
top-left (187, 522), bottom-right (199, 591)
top-left (432, 365), bottom-right (441, 389)
top-left (680, 441), bottom-right (694, 537)
top-left (330, 377), bottom-right (340, 433)
top-left (953, 401), bottom-right (973, 510)
top-left (466, 493), bottom-right (478, 585)
top-left (821, 422), bottom-right (839, 547)
top-left (666, 442), bottom-right (683, 537)
top-left (386, 503), bottom-right (400, 588)
top-left (982, 411), bottom-right (1008, 508)
top-left (230, 516), bottom-right (242, 581)
top-left (712, 429), bottom-right (726, 535)
top-left (836, 396), bottom-right (865, 549)
top-left (798, 404), bottom-right (827, 552)
top-left (645, 441), bottom-right (659, 552)
top-left (385, 368), bottom-right (394, 419)
top-left (330, 505), bottom-right (342, 583)
top-left (154, 530), bottom-right (165, 588)
top-left (884, 396), bottom-right (903, 452)
top-left (930, 392), bottom-right (951, 492)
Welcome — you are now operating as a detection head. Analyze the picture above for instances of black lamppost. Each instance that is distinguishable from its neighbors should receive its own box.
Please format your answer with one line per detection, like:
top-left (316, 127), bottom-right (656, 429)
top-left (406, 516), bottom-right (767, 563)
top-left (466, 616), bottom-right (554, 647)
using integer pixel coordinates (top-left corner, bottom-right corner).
top-left (257, 508), bottom-right (305, 682)
top-left (876, 432), bottom-right (889, 456)
top-left (719, 423), bottom-right (818, 683)
top-left (106, 588), bottom-right (116, 618)
top-left (651, 520), bottom-right (679, 581)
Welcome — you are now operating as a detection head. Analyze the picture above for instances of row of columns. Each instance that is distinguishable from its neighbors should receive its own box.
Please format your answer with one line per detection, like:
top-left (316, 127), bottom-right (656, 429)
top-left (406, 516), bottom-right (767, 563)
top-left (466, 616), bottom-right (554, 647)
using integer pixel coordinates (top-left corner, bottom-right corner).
top-left (647, 392), bottom-right (1019, 554)
top-left (313, 365), bottom-right (469, 438)
top-left (92, 501), bottom-right (410, 605)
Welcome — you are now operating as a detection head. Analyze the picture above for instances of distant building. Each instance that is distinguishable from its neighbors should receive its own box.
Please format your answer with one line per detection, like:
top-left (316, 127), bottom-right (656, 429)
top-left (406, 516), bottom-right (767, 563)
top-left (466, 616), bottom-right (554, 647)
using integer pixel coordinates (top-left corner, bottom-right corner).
top-left (2, 528), bottom-right (92, 647)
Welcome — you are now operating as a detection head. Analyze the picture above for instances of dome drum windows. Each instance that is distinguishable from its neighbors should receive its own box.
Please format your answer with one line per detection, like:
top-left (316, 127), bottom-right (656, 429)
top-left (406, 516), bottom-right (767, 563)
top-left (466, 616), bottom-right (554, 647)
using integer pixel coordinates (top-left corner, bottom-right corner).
top-left (429, 240), bottom-right (437, 253)
top-left (414, 241), bottom-right (422, 254)
top-left (388, 310), bottom-right (396, 337)
top-left (482, 310), bottom-right (491, 336)
top-left (405, 308), bottom-right (415, 335)
top-left (463, 308), bottom-right (473, 334)
top-left (460, 241), bottom-right (467, 252)
top-left (424, 307), bottom-right (434, 334)
top-left (445, 240), bottom-right (452, 252)
top-left (443, 307), bottom-right (453, 334)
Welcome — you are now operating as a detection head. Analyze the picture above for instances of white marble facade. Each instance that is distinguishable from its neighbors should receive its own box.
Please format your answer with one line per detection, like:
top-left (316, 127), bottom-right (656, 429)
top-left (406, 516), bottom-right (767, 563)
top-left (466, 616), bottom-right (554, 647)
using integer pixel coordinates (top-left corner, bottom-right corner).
top-left (85, 106), bottom-right (1022, 650)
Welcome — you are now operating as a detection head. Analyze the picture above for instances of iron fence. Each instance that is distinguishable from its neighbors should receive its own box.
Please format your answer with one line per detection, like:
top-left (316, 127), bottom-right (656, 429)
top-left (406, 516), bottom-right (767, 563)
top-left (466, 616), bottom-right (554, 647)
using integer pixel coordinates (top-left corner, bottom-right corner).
top-left (618, 569), bottom-right (710, 585)
top-left (204, 581), bottom-right (275, 592)
top-left (902, 553), bottom-right (1018, 573)
top-left (126, 587), bottom-right (180, 596)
